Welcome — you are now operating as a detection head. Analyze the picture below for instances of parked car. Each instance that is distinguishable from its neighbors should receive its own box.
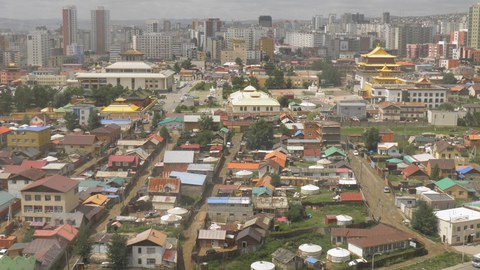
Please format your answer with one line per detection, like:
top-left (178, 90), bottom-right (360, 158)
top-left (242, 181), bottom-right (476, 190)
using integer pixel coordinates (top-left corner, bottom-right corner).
top-left (353, 150), bottom-right (359, 156)
top-left (383, 186), bottom-right (390, 193)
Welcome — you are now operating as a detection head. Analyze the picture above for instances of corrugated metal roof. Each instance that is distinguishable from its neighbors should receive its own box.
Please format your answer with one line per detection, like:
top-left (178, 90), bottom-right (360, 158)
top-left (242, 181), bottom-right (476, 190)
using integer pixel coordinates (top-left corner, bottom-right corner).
top-left (207, 197), bottom-right (251, 204)
top-left (164, 151), bottom-right (194, 164)
top-left (198, 229), bottom-right (226, 240)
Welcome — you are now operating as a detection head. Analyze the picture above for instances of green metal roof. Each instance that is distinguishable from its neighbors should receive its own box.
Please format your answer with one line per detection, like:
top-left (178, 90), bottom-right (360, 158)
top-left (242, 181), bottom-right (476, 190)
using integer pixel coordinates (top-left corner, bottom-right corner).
top-left (434, 177), bottom-right (472, 191)
top-left (386, 158), bottom-right (403, 164)
top-left (158, 117), bottom-right (184, 125)
top-left (324, 147), bottom-right (346, 157)
top-left (252, 186), bottom-right (273, 196)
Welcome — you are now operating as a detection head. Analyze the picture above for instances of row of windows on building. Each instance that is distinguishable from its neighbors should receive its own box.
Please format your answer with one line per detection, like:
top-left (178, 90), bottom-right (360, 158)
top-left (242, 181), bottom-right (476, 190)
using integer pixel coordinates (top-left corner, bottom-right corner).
top-left (24, 194), bottom-right (62, 201)
top-left (23, 205), bottom-right (63, 213)
top-left (410, 98), bottom-right (444, 103)
top-left (411, 92), bottom-right (444, 97)
top-left (11, 139), bottom-right (36, 143)
top-left (239, 106), bottom-right (276, 111)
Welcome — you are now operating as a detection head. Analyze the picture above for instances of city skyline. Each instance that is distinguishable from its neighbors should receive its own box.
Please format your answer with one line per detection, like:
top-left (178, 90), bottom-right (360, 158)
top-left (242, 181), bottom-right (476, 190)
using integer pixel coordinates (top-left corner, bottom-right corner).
top-left (0, 0), bottom-right (474, 21)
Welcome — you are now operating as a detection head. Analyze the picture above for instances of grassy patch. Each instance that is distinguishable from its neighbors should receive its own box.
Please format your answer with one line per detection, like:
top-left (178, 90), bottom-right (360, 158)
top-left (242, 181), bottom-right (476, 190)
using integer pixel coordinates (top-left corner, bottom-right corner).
top-left (291, 160), bottom-right (317, 168)
top-left (301, 192), bottom-right (336, 204)
top-left (341, 125), bottom-right (469, 137)
top-left (394, 252), bottom-right (463, 270)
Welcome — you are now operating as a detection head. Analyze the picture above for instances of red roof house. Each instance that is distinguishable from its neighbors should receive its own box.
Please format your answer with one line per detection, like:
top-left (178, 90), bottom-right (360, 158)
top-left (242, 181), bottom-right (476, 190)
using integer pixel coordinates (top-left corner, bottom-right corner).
top-left (339, 192), bottom-right (363, 203)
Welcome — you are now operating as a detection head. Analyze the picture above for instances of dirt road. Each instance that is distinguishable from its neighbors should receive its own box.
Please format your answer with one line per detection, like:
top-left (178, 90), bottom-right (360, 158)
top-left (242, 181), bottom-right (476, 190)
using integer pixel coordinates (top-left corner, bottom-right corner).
top-left (181, 133), bottom-right (243, 270)
top-left (350, 155), bottom-right (450, 269)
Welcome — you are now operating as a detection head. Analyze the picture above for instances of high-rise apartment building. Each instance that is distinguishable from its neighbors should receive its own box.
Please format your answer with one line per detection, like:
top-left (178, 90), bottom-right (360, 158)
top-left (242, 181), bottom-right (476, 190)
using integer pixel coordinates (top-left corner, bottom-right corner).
top-left (312, 15), bottom-right (323, 30)
top-left (468, 3), bottom-right (480, 49)
top-left (206, 18), bottom-right (222, 38)
top-left (146, 19), bottom-right (161, 33)
top-left (62, 6), bottom-right (77, 55)
top-left (27, 28), bottom-right (50, 67)
top-left (382, 12), bottom-right (391, 24)
top-left (259, 16), bottom-right (273, 28)
top-left (91, 6), bottom-right (110, 54)
top-left (164, 20), bottom-right (172, 31)
top-left (133, 33), bottom-right (173, 60)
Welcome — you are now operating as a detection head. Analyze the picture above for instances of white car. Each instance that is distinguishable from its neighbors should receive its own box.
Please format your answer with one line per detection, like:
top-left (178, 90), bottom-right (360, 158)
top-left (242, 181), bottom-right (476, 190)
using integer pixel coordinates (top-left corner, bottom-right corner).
top-left (383, 186), bottom-right (391, 193)
top-left (353, 150), bottom-right (359, 156)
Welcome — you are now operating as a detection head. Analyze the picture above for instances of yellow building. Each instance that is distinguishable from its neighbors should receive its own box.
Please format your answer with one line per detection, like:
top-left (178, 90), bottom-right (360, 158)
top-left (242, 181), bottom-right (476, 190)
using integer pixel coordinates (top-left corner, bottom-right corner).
top-left (357, 46), bottom-right (399, 72)
top-left (221, 39), bottom-right (247, 64)
top-left (7, 126), bottom-right (51, 153)
top-left (362, 66), bottom-right (405, 98)
top-left (21, 175), bottom-right (79, 222)
top-left (260, 37), bottom-right (274, 61)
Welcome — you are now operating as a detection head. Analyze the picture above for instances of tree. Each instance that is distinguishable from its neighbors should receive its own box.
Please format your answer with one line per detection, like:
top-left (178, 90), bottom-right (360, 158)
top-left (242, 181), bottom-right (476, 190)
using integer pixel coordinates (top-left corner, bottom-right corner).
top-left (270, 173), bottom-right (282, 187)
top-left (278, 96), bottom-right (289, 108)
top-left (431, 164), bottom-right (440, 181)
top-left (437, 102), bottom-right (455, 111)
top-left (412, 201), bottom-right (438, 236)
top-left (364, 127), bottom-right (380, 152)
top-left (65, 112), bottom-right (80, 131)
top-left (160, 126), bottom-right (171, 142)
top-left (286, 78), bottom-right (293, 89)
top-left (151, 111), bottom-right (161, 131)
top-left (21, 115), bottom-right (30, 125)
top-left (14, 85), bottom-right (32, 112)
top-left (235, 57), bottom-right (244, 72)
top-left (87, 110), bottom-right (102, 130)
top-left (74, 226), bottom-right (93, 261)
top-left (107, 233), bottom-right (128, 270)
top-left (442, 72), bottom-right (457, 84)
top-left (318, 64), bottom-right (341, 86)
top-left (0, 89), bottom-right (14, 115)
top-left (198, 114), bottom-right (216, 131)
top-left (181, 59), bottom-right (192, 69)
top-left (245, 120), bottom-right (274, 150)
top-left (285, 203), bottom-right (305, 222)
top-left (195, 130), bottom-right (214, 147)
top-left (248, 76), bottom-right (260, 90)
top-left (173, 62), bottom-right (181, 73)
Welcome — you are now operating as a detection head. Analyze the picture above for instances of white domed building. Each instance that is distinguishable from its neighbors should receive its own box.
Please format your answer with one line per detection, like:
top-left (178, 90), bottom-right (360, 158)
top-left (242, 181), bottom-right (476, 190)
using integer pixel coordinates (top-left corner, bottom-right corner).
top-left (229, 85), bottom-right (280, 113)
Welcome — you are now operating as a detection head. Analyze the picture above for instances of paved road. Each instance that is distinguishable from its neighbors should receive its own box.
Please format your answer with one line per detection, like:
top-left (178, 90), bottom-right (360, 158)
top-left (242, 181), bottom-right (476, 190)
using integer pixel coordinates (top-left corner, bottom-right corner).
top-left (162, 81), bottom-right (200, 113)
top-left (181, 133), bottom-right (243, 270)
top-left (350, 154), bottom-right (450, 270)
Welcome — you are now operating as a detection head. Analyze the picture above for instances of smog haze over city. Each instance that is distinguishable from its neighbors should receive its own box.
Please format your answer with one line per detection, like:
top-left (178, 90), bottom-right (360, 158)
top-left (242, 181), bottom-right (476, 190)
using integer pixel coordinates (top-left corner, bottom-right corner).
top-left (0, 0), bottom-right (474, 20)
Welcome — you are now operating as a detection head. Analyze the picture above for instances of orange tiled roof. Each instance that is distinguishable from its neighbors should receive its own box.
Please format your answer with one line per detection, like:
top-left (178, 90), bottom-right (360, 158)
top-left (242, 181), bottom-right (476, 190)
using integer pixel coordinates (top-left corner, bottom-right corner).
top-left (227, 162), bottom-right (262, 170)
top-left (264, 151), bottom-right (287, 168)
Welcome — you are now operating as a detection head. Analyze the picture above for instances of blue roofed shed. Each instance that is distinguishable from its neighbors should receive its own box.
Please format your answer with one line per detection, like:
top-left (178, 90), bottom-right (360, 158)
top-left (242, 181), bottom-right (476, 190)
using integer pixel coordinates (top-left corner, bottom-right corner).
top-left (170, 171), bottom-right (207, 196)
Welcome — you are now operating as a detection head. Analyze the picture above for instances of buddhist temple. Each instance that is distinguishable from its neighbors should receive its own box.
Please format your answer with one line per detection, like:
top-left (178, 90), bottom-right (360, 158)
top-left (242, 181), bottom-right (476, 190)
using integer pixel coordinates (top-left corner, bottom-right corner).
top-left (357, 46), bottom-right (400, 72)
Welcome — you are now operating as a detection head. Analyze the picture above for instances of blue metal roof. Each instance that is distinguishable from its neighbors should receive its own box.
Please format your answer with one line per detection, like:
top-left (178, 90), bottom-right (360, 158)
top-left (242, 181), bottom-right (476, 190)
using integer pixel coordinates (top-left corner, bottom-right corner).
top-left (170, 171), bottom-right (206, 186)
top-left (457, 166), bottom-right (473, 175)
top-left (305, 256), bottom-right (319, 264)
top-left (101, 119), bottom-right (132, 125)
top-left (17, 126), bottom-right (50, 132)
top-left (207, 197), bottom-right (251, 204)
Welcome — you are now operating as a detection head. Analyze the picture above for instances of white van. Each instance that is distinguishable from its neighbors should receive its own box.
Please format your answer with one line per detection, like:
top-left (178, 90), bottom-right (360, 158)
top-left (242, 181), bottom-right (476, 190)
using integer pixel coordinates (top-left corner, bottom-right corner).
top-left (473, 253), bottom-right (480, 268)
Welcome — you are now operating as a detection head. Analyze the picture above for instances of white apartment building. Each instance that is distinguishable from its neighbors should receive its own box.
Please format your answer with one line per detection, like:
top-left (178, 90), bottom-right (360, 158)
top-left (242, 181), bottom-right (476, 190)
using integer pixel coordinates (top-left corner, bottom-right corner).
top-left (436, 207), bottom-right (480, 245)
top-left (133, 33), bottom-right (173, 60)
top-left (285, 31), bottom-right (327, 48)
top-left (27, 29), bottom-right (50, 67)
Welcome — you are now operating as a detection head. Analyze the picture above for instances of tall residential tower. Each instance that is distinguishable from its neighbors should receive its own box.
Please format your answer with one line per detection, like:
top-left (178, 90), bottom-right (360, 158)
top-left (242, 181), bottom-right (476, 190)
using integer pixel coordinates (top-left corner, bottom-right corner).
top-left (62, 6), bottom-right (77, 54)
top-left (468, 3), bottom-right (480, 50)
top-left (91, 6), bottom-right (110, 54)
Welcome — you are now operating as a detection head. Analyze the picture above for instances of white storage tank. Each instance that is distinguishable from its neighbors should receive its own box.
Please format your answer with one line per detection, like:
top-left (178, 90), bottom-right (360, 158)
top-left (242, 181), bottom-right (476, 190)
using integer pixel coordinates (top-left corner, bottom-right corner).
top-left (250, 261), bottom-right (275, 270)
top-left (298, 243), bottom-right (322, 259)
top-left (327, 247), bottom-right (351, 263)
top-left (301, 184), bottom-right (320, 195)
top-left (336, 215), bottom-right (353, 226)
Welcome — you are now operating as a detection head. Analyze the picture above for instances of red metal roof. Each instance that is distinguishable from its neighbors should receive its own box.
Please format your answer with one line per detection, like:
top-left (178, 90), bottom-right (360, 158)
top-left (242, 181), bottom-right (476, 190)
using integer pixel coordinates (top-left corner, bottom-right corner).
top-left (0, 126), bottom-right (11, 135)
top-left (34, 224), bottom-right (79, 242)
top-left (402, 164), bottom-right (422, 177)
top-left (339, 192), bottom-right (363, 202)
top-left (21, 175), bottom-right (78, 193)
top-left (108, 155), bottom-right (139, 167)
top-left (21, 160), bottom-right (48, 169)
top-left (227, 162), bottom-right (262, 170)
top-left (179, 144), bottom-right (201, 150)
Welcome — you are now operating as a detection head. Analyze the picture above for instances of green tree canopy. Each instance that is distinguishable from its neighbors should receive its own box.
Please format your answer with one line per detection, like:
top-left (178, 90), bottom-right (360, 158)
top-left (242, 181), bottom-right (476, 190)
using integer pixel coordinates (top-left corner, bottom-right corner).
top-left (437, 102), bottom-right (456, 111)
top-left (73, 226), bottom-right (93, 260)
top-left (181, 59), bottom-right (192, 69)
top-left (160, 126), bottom-right (171, 142)
top-left (245, 120), bottom-right (274, 150)
top-left (364, 127), bottom-right (380, 152)
top-left (87, 110), bottom-right (102, 131)
top-left (90, 85), bottom-right (126, 107)
top-left (285, 203), bottom-right (306, 222)
top-left (107, 233), bottom-right (128, 270)
top-left (235, 57), bottom-right (244, 71)
top-left (198, 114), bottom-right (216, 131)
top-left (0, 89), bottom-right (13, 116)
top-left (412, 201), bottom-right (438, 236)
top-left (278, 96), bottom-right (289, 108)
top-left (270, 173), bottom-right (282, 187)
top-left (431, 164), bottom-right (440, 181)
top-left (442, 72), bottom-right (457, 84)
top-left (65, 112), bottom-right (80, 131)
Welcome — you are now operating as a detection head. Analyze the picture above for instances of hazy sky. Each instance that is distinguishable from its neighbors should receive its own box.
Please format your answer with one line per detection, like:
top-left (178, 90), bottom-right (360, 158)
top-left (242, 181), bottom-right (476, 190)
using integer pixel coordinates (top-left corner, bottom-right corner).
top-left (0, 0), bottom-right (474, 20)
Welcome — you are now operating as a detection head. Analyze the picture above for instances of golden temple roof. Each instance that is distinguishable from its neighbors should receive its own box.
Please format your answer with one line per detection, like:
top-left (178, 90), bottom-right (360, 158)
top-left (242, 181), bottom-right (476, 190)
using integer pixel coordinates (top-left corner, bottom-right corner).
top-left (362, 46), bottom-right (396, 58)
top-left (101, 104), bottom-right (140, 113)
top-left (121, 49), bottom-right (144, 55)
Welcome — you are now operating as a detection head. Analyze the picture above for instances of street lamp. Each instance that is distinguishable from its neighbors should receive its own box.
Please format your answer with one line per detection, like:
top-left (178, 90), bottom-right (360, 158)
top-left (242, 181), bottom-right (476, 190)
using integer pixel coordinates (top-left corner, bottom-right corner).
top-left (372, 252), bottom-right (382, 270)
top-left (462, 228), bottom-right (475, 263)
